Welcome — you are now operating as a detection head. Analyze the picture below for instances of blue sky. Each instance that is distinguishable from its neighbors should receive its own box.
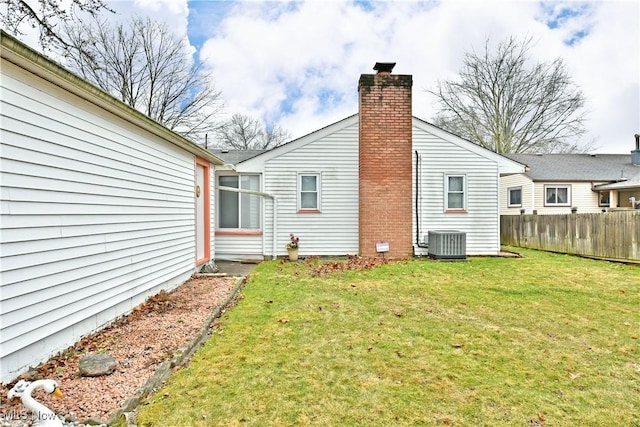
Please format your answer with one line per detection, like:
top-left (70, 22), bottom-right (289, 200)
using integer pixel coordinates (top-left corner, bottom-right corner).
top-left (187, 1), bottom-right (236, 49)
top-left (12, 0), bottom-right (640, 153)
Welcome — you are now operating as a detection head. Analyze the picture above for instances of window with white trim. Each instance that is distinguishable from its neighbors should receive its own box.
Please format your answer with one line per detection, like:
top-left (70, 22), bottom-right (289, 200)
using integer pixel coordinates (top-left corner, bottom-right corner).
top-left (218, 175), bottom-right (261, 229)
top-left (445, 174), bottom-right (466, 211)
top-left (298, 173), bottom-right (320, 211)
top-left (598, 191), bottom-right (610, 207)
top-left (508, 186), bottom-right (522, 207)
top-left (544, 185), bottom-right (571, 206)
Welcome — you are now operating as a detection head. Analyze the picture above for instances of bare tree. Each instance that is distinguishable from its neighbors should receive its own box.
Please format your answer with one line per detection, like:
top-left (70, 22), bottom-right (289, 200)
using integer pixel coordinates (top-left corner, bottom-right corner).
top-left (62, 16), bottom-right (223, 143)
top-left (1, 0), bottom-right (112, 51)
top-left (429, 36), bottom-right (590, 153)
top-left (262, 121), bottom-right (291, 149)
top-left (217, 114), bottom-right (290, 150)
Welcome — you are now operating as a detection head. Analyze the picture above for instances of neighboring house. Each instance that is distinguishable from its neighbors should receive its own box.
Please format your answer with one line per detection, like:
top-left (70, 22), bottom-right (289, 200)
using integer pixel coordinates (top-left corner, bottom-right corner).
top-left (210, 63), bottom-right (524, 261)
top-left (0, 32), bottom-right (223, 383)
top-left (500, 146), bottom-right (640, 215)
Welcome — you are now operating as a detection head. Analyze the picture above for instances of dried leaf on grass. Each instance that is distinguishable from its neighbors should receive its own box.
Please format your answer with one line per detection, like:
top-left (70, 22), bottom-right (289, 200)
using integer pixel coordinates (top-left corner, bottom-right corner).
top-left (309, 256), bottom-right (389, 276)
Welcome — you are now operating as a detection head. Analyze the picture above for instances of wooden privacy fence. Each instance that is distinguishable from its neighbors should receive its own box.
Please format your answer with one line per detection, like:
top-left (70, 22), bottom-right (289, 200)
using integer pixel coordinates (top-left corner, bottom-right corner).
top-left (501, 211), bottom-right (640, 262)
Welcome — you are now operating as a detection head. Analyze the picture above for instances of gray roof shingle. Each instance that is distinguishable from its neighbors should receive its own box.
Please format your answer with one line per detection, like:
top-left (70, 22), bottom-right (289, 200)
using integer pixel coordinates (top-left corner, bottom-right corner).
top-left (207, 149), bottom-right (267, 164)
top-left (503, 153), bottom-right (639, 182)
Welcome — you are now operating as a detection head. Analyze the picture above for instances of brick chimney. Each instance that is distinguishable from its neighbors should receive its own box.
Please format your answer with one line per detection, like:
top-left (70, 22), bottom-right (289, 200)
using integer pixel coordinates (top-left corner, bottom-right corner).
top-left (358, 62), bottom-right (413, 258)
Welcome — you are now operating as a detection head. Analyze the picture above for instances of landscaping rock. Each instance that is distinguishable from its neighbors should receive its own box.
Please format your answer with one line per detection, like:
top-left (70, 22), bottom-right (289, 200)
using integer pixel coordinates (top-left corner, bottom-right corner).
top-left (0, 276), bottom-right (242, 424)
top-left (78, 354), bottom-right (118, 377)
top-left (200, 261), bottom-right (220, 274)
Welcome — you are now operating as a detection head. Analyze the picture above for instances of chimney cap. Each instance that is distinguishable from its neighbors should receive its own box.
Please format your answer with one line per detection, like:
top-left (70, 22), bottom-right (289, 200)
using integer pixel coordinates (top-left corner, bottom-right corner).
top-left (373, 62), bottom-right (396, 74)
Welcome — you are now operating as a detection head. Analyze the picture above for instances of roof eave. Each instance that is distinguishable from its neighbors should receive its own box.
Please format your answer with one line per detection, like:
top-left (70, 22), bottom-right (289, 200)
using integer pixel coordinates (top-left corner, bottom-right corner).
top-left (1, 31), bottom-right (224, 166)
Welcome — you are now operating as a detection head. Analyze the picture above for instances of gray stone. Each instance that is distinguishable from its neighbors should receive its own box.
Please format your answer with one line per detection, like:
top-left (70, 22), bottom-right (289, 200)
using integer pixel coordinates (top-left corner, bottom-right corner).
top-left (199, 261), bottom-right (219, 273)
top-left (78, 353), bottom-right (117, 377)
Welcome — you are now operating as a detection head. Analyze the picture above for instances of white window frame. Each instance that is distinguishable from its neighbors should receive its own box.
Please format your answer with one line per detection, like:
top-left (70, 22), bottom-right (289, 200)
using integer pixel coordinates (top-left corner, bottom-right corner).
top-left (445, 174), bottom-right (466, 212)
top-left (218, 174), bottom-right (261, 230)
top-left (598, 191), bottom-right (610, 207)
top-left (508, 186), bottom-right (522, 207)
top-left (544, 185), bottom-right (571, 207)
top-left (298, 173), bottom-right (321, 212)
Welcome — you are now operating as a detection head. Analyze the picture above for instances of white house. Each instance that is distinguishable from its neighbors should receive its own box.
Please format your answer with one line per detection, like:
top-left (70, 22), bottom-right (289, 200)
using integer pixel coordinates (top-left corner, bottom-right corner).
top-left (500, 148), bottom-right (640, 216)
top-left (211, 63), bottom-right (524, 261)
top-left (0, 32), bottom-right (223, 383)
top-left (0, 37), bottom-right (523, 384)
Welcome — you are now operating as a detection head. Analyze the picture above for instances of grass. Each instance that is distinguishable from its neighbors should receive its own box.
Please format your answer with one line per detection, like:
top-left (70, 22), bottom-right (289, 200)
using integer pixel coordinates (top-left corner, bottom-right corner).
top-left (134, 248), bottom-right (639, 426)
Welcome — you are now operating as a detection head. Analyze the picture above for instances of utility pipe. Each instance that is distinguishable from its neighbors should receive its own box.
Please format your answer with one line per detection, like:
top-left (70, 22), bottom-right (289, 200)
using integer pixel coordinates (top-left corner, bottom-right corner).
top-left (415, 151), bottom-right (428, 248)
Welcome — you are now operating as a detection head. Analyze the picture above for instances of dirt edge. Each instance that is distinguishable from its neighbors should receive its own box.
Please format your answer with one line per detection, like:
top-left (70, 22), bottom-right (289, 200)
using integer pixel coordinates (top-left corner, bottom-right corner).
top-left (108, 276), bottom-right (246, 427)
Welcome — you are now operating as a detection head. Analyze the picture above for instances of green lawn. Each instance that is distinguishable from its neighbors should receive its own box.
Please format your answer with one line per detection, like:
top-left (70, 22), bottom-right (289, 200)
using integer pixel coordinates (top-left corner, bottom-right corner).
top-left (135, 248), bottom-right (639, 426)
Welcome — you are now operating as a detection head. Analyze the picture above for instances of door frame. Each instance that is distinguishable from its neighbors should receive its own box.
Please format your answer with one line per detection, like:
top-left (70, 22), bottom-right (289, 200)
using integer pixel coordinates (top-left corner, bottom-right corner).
top-left (195, 157), bottom-right (211, 265)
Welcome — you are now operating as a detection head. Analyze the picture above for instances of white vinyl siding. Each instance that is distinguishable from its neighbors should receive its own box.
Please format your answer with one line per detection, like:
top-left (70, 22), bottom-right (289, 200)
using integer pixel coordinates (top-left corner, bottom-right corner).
top-left (223, 115), bottom-right (514, 259)
top-left (213, 233), bottom-right (264, 261)
top-left (234, 117), bottom-right (359, 259)
top-left (0, 60), bottom-right (200, 382)
top-left (413, 122), bottom-right (502, 255)
top-left (533, 182), bottom-right (603, 214)
top-left (500, 175), bottom-right (613, 215)
top-left (500, 174), bottom-right (534, 215)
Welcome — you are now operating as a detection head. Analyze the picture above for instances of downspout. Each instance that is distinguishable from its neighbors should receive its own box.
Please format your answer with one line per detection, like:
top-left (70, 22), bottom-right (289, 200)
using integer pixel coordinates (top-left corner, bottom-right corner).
top-left (496, 164), bottom-right (501, 253)
top-left (415, 150), bottom-right (428, 248)
top-left (272, 197), bottom-right (278, 258)
top-left (218, 185), bottom-right (278, 260)
top-left (531, 181), bottom-right (535, 213)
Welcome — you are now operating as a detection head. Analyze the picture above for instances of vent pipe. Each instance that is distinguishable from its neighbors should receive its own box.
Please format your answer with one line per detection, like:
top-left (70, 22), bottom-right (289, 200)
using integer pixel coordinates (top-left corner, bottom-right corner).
top-left (632, 134), bottom-right (640, 166)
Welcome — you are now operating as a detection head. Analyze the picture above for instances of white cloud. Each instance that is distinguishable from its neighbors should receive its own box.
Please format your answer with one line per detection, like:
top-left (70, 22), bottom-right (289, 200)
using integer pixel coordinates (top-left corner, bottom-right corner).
top-left (8, 0), bottom-right (637, 153)
top-left (110, 0), bottom-right (190, 31)
top-left (133, 0), bottom-right (188, 15)
top-left (561, 1), bottom-right (640, 152)
top-left (197, 0), bottom-right (638, 153)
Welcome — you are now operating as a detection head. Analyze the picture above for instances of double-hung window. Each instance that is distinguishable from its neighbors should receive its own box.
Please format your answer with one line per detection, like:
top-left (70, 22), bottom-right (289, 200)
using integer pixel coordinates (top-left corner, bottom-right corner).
top-left (508, 186), bottom-right (522, 207)
top-left (544, 185), bottom-right (571, 206)
top-left (299, 173), bottom-right (320, 212)
top-left (218, 175), bottom-right (261, 229)
top-left (445, 174), bottom-right (466, 211)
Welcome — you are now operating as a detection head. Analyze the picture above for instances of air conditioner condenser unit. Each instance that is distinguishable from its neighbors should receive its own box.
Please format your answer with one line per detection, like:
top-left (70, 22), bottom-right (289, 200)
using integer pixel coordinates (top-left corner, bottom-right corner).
top-left (427, 230), bottom-right (466, 260)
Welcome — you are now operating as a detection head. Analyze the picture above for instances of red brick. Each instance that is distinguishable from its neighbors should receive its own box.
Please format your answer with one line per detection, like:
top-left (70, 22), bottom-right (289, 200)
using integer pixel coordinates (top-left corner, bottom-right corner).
top-left (358, 68), bottom-right (413, 258)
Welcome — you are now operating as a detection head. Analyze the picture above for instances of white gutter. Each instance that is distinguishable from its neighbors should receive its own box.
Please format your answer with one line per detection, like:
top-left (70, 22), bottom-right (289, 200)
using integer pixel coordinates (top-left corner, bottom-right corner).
top-left (218, 185), bottom-right (278, 260)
